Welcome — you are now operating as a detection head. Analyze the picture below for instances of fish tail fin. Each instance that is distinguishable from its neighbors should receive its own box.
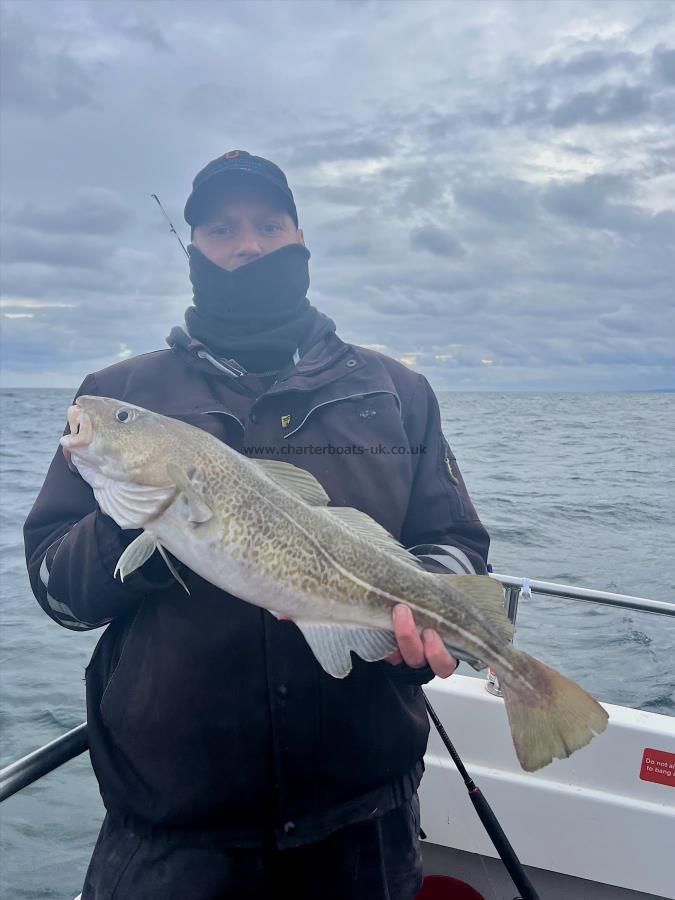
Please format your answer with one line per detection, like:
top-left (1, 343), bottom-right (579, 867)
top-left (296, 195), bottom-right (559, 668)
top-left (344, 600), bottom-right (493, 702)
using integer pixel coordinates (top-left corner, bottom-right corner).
top-left (499, 651), bottom-right (608, 772)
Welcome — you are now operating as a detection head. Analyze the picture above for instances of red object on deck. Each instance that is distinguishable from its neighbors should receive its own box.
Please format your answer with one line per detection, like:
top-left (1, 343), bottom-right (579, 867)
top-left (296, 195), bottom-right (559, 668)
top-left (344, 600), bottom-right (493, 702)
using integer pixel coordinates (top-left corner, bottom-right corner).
top-left (416, 875), bottom-right (486, 899)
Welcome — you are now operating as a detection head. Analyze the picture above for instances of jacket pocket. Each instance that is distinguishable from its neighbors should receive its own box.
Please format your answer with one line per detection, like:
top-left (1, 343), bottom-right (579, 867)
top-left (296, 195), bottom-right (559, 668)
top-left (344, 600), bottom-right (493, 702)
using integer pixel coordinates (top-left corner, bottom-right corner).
top-left (283, 389), bottom-right (401, 440)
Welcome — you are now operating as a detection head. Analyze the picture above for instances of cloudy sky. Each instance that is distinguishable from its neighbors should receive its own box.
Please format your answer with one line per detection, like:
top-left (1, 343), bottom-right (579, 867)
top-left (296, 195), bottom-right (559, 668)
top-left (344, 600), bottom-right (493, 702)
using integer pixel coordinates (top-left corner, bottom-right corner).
top-left (1, 0), bottom-right (674, 391)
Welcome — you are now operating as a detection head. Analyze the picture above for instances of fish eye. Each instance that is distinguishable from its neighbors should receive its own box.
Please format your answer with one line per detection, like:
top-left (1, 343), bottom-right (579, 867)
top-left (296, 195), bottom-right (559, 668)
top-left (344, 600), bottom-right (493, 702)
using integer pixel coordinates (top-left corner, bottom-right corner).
top-left (116, 409), bottom-right (131, 422)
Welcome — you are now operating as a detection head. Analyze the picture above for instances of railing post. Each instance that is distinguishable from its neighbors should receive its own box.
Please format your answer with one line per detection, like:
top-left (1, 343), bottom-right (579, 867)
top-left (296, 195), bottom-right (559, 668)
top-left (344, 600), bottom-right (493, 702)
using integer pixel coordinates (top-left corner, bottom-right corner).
top-left (504, 584), bottom-right (521, 626)
top-left (486, 581), bottom-right (529, 697)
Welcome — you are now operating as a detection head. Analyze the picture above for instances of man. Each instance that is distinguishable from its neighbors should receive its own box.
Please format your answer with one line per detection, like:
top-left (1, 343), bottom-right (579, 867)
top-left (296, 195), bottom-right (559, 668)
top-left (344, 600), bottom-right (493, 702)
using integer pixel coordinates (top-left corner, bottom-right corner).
top-left (24, 151), bottom-right (490, 899)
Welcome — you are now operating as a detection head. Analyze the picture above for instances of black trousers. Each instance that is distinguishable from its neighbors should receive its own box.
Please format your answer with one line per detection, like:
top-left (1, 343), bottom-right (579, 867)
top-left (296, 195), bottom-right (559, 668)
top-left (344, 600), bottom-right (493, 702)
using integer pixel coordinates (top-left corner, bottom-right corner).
top-left (81, 796), bottom-right (424, 900)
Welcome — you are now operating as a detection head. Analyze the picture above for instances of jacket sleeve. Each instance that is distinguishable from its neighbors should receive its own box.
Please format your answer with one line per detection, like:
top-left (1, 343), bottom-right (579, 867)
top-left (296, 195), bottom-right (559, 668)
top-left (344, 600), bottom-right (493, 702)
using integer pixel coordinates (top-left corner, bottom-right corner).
top-left (23, 374), bottom-right (176, 631)
top-left (385, 375), bottom-right (491, 687)
top-left (400, 375), bottom-right (490, 575)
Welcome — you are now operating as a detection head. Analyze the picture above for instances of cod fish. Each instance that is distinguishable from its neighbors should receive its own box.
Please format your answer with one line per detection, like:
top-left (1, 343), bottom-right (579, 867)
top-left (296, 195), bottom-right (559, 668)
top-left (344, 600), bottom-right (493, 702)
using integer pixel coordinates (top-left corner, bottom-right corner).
top-left (61, 395), bottom-right (608, 772)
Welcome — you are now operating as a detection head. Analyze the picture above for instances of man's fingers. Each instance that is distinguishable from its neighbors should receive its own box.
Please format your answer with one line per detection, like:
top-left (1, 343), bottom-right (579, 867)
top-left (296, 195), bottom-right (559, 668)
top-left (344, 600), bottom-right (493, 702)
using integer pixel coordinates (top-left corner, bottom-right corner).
top-left (391, 605), bottom-right (459, 676)
top-left (422, 629), bottom-right (457, 679)
top-left (392, 605), bottom-right (426, 668)
top-left (384, 649), bottom-right (403, 666)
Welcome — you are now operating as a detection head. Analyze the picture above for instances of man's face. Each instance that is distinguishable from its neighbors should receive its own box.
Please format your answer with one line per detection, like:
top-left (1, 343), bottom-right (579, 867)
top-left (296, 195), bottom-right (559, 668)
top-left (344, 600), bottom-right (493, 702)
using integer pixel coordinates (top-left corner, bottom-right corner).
top-left (191, 180), bottom-right (305, 271)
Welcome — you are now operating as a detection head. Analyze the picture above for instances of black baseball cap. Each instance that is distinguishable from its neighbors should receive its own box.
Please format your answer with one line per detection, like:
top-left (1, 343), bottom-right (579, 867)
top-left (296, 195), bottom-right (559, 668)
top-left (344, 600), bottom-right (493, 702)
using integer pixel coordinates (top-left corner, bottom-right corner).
top-left (184, 150), bottom-right (298, 227)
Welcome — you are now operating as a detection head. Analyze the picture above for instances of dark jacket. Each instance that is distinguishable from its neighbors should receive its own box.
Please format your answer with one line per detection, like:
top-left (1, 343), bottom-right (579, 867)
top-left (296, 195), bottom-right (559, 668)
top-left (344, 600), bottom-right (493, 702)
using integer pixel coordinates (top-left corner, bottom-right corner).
top-left (23, 325), bottom-right (490, 848)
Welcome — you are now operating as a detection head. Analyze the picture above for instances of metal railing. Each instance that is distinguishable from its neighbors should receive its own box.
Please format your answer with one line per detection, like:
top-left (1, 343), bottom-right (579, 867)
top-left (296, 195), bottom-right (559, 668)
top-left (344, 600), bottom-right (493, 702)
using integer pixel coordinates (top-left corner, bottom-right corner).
top-left (0, 723), bottom-right (87, 802)
top-left (1, 574), bottom-right (674, 804)
top-left (491, 573), bottom-right (675, 622)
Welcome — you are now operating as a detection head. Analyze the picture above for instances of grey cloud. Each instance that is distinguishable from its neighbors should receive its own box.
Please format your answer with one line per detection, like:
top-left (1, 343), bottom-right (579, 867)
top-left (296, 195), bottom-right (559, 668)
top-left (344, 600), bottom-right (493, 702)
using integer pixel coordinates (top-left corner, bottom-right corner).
top-left (1, 228), bottom-right (112, 269)
top-left (652, 88), bottom-right (675, 122)
top-left (548, 199), bottom-right (675, 248)
top-left (550, 83), bottom-right (651, 127)
top-left (425, 106), bottom-right (504, 139)
top-left (1, 0), bottom-right (674, 391)
top-left (284, 137), bottom-right (393, 168)
top-left (398, 172), bottom-right (449, 210)
top-left (561, 143), bottom-right (593, 156)
top-left (6, 189), bottom-right (135, 236)
top-left (322, 240), bottom-right (372, 258)
top-left (85, 0), bottom-right (170, 50)
top-left (453, 179), bottom-right (538, 223)
top-left (410, 225), bottom-right (464, 258)
top-left (114, 16), bottom-right (169, 51)
top-left (0, 12), bottom-right (97, 115)
top-left (598, 307), bottom-right (651, 334)
top-left (505, 84), bottom-right (551, 127)
top-left (541, 175), bottom-right (644, 232)
top-left (652, 46), bottom-right (675, 83)
top-left (298, 184), bottom-right (375, 207)
top-left (538, 48), bottom-right (641, 80)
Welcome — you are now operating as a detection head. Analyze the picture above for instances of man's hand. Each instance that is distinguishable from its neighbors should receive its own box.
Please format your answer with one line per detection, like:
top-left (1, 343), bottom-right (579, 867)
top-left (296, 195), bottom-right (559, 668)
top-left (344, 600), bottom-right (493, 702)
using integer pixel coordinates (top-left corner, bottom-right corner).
top-left (385, 604), bottom-right (458, 678)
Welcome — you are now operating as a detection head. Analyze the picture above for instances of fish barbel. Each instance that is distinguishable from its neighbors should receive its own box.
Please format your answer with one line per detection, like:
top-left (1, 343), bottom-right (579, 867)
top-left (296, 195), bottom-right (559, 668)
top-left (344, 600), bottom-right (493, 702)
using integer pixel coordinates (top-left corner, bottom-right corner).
top-left (61, 395), bottom-right (608, 772)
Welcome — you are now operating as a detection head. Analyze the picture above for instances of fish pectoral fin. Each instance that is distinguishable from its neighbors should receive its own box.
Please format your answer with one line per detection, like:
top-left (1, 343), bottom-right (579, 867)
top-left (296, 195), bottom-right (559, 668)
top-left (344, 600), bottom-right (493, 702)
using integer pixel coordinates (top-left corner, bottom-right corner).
top-left (113, 531), bottom-right (191, 595)
top-left (114, 531), bottom-right (158, 581)
top-left (166, 463), bottom-right (214, 524)
top-left (440, 574), bottom-right (515, 644)
top-left (296, 622), bottom-right (398, 679)
top-left (251, 459), bottom-right (330, 506)
top-left (324, 507), bottom-right (423, 570)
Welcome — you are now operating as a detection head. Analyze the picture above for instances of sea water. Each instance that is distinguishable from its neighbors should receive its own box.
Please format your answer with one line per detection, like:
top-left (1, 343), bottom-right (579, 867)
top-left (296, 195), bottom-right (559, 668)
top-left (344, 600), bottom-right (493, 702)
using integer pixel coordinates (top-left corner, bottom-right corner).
top-left (1, 388), bottom-right (674, 899)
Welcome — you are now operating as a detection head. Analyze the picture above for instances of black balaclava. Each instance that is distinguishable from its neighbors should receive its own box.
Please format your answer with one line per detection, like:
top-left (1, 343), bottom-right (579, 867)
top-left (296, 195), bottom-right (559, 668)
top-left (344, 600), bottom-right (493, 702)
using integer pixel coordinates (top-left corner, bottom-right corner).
top-left (184, 242), bottom-right (319, 374)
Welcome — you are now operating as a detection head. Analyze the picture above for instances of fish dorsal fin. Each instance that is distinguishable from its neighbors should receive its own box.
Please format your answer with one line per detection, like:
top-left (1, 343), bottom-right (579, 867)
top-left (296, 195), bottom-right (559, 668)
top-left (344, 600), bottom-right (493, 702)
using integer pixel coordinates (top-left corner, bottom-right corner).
top-left (296, 622), bottom-right (398, 678)
top-left (250, 461), bottom-right (419, 573)
top-left (442, 575), bottom-right (514, 644)
top-left (166, 463), bottom-right (214, 524)
top-left (324, 507), bottom-right (423, 570)
top-left (252, 459), bottom-right (330, 506)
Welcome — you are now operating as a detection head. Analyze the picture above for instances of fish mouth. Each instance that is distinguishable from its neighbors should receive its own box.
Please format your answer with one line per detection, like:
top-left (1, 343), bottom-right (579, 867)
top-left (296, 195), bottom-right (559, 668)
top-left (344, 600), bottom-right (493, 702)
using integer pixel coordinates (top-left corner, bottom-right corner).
top-left (60, 405), bottom-right (94, 452)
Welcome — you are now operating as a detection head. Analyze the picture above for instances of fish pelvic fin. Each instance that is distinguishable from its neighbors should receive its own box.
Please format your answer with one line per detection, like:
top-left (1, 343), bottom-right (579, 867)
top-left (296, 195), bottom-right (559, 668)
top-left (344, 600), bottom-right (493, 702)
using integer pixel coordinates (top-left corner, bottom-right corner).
top-left (114, 531), bottom-right (157, 581)
top-left (499, 651), bottom-right (609, 772)
top-left (440, 574), bottom-right (514, 645)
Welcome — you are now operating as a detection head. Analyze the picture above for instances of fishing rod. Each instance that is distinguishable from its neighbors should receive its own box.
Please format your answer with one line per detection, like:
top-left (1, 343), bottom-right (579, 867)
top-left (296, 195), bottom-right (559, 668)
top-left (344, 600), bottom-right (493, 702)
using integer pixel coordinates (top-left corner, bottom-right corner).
top-left (423, 692), bottom-right (540, 900)
top-left (150, 193), bottom-right (189, 259)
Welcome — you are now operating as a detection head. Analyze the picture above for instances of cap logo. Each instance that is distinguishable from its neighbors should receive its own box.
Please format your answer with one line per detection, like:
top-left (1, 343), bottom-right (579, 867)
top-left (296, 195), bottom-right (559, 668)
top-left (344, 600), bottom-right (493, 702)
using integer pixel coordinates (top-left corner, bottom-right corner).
top-left (223, 150), bottom-right (241, 159)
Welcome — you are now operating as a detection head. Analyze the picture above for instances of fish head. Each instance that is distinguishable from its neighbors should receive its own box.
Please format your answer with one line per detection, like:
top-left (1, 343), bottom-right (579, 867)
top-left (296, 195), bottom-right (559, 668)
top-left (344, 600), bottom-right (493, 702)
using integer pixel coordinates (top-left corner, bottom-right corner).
top-left (60, 395), bottom-right (181, 488)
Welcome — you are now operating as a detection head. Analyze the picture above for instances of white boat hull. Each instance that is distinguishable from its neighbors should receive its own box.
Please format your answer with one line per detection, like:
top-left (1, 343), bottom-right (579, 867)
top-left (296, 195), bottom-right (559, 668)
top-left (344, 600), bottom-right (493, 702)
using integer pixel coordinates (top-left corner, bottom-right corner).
top-left (420, 675), bottom-right (675, 899)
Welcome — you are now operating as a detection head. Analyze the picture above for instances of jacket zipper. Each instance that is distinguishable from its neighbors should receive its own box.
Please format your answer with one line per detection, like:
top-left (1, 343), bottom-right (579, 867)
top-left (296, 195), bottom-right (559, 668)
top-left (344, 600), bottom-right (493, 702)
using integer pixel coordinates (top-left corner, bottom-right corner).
top-left (283, 390), bottom-right (401, 439)
top-left (202, 410), bottom-right (245, 430)
top-left (197, 349), bottom-right (247, 378)
top-left (441, 440), bottom-right (465, 518)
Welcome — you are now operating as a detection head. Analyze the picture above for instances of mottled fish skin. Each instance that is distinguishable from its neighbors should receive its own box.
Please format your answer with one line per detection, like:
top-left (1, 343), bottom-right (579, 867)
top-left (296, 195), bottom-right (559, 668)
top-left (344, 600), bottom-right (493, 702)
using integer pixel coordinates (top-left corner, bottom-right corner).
top-left (63, 396), bottom-right (514, 668)
top-left (161, 471), bottom-right (510, 666)
top-left (61, 395), bottom-right (608, 772)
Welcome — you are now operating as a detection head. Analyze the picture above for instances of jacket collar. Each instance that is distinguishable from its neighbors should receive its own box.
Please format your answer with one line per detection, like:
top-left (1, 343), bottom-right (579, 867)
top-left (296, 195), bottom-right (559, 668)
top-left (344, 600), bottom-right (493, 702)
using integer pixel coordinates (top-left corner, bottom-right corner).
top-left (167, 321), bottom-right (366, 395)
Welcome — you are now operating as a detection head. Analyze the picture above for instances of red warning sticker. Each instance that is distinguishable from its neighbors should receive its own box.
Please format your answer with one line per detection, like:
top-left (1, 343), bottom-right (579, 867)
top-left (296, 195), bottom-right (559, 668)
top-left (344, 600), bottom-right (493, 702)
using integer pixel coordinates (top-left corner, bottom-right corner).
top-left (639, 748), bottom-right (675, 787)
